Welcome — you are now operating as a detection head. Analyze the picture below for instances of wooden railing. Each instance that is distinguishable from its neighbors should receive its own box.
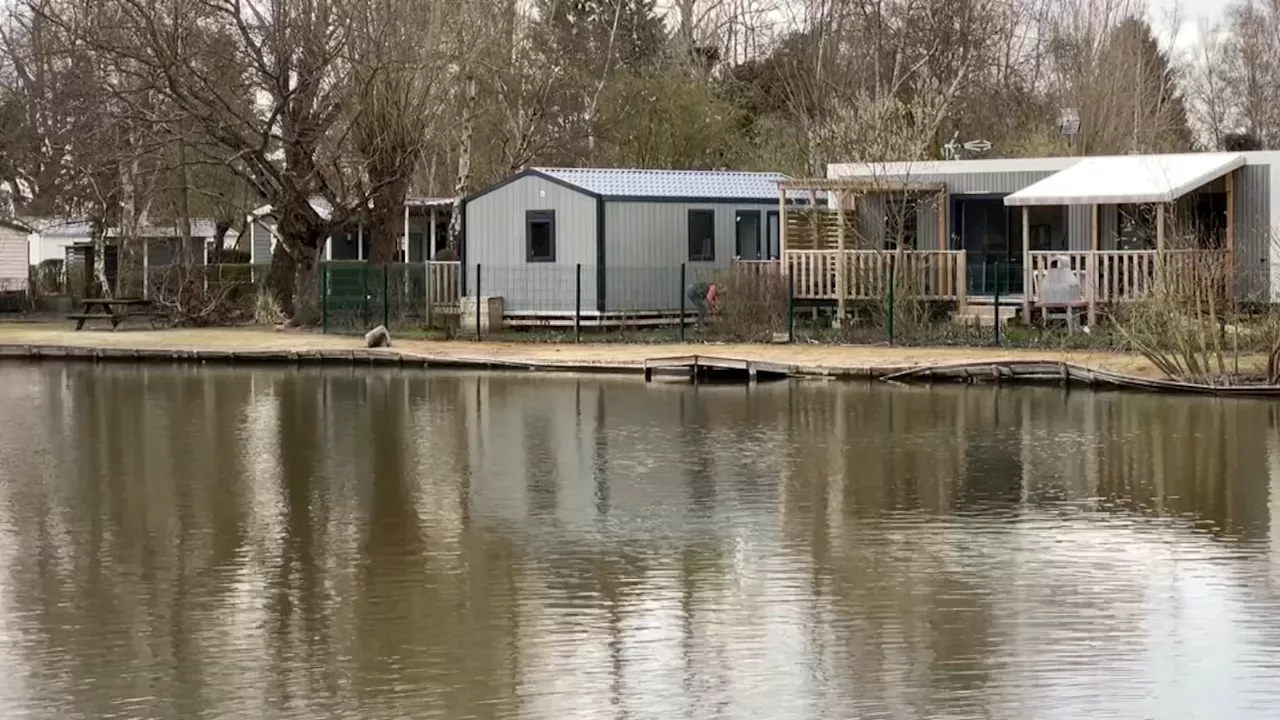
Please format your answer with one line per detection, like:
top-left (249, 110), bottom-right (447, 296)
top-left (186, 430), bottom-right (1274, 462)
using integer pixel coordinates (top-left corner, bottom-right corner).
top-left (1028, 250), bottom-right (1229, 304)
top-left (783, 250), bottom-right (966, 301)
top-left (427, 260), bottom-right (461, 305)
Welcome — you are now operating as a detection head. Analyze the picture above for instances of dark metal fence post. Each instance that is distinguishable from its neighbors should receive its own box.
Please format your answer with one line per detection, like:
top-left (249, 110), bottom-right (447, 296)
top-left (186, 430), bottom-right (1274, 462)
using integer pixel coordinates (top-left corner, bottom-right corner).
top-left (574, 263), bottom-right (582, 343)
top-left (788, 272), bottom-right (795, 342)
top-left (475, 263), bottom-right (482, 341)
top-left (679, 263), bottom-right (687, 342)
top-left (361, 262), bottom-right (370, 329)
top-left (887, 255), bottom-right (896, 344)
top-left (321, 262), bottom-right (328, 334)
top-left (993, 261), bottom-right (1001, 346)
top-left (382, 264), bottom-right (390, 329)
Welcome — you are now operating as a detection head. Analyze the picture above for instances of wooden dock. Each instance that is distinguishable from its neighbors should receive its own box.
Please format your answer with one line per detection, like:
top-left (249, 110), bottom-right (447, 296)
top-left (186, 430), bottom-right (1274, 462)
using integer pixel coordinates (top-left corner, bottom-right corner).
top-left (642, 355), bottom-right (794, 384)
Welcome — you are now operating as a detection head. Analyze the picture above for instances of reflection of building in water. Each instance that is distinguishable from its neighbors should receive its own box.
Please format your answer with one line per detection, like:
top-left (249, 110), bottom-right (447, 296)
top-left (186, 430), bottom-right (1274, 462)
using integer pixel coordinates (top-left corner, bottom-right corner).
top-left (777, 384), bottom-right (1274, 540)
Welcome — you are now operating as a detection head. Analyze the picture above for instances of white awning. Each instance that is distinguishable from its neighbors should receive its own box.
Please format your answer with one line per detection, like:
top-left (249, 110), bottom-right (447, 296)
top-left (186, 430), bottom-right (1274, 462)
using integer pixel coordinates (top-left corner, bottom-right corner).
top-left (1003, 153), bottom-right (1244, 206)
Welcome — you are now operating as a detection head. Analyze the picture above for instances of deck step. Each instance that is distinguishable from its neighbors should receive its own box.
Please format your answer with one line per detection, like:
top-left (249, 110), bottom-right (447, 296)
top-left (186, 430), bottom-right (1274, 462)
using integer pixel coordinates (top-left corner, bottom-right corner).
top-left (953, 305), bottom-right (1018, 328)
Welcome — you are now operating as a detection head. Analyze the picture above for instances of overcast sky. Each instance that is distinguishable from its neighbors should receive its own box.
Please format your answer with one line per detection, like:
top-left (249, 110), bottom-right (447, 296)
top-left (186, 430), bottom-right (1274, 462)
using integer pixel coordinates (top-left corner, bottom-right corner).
top-left (1150, 0), bottom-right (1230, 50)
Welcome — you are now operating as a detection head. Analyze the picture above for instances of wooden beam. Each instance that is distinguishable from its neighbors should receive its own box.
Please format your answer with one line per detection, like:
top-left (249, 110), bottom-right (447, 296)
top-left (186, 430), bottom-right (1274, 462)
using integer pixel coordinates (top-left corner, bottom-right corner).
top-left (1227, 169), bottom-right (1236, 301)
top-left (1156, 202), bottom-right (1165, 251)
top-left (836, 189), bottom-right (847, 328)
top-left (402, 203), bottom-right (410, 261)
top-left (429, 207), bottom-right (438, 258)
top-left (1021, 206), bottom-right (1031, 323)
top-left (1089, 204), bottom-right (1099, 327)
top-left (938, 189), bottom-right (948, 251)
top-left (1090, 204), bottom-right (1099, 252)
top-left (778, 187), bottom-right (788, 272)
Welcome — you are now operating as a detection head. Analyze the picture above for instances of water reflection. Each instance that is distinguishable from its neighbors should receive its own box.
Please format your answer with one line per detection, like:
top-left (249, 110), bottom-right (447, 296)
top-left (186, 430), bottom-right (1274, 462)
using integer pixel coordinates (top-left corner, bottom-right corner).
top-left (0, 364), bottom-right (1278, 719)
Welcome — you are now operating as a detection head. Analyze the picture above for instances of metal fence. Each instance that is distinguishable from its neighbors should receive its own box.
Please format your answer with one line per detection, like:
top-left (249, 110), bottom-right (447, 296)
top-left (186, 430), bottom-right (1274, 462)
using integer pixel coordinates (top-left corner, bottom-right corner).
top-left (63, 259), bottom-right (1275, 349)
top-left (321, 262), bottom-right (460, 334)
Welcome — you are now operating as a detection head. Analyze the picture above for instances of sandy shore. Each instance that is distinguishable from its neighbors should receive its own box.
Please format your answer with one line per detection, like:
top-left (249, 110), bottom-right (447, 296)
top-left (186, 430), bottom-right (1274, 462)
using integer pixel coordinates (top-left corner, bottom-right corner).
top-left (0, 322), bottom-right (1173, 378)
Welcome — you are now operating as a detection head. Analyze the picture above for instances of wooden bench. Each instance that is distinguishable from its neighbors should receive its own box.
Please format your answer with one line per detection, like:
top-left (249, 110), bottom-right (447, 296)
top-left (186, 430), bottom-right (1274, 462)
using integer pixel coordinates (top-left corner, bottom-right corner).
top-left (68, 298), bottom-right (168, 330)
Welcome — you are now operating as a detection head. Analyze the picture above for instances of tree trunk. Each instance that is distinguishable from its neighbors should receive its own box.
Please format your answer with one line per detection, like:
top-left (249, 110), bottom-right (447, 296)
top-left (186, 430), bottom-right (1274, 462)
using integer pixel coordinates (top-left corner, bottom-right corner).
top-left (369, 176), bottom-right (408, 265)
top-left (276, 196), bottom-right (329, 326)
top-left (178, 133), bottom-right (194, 267)
top-left (448, 74), bottom-right (477, 252)
top-left (91, 220), bottom-right (112, 299)
top-left (211, 221), bottom-right (231, 264)
top-left (118, 159), bottom-right (141, 297)
top-left (293, 241), bottom-right (323, 326)
top-left (266, 240), bottom-right (296, 318)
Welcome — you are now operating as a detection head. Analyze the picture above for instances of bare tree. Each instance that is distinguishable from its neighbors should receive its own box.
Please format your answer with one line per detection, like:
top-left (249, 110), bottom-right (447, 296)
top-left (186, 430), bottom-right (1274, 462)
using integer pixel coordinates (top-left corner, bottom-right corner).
top-left (349, 0), bottom-right (465, 264)
top-left (46, 0), bottom-right (386, 323)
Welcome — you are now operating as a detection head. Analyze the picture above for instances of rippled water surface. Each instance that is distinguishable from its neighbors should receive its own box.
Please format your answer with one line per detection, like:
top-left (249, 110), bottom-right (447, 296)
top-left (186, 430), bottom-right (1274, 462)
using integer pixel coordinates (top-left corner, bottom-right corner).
top-left (2, 363), bottom-right (1280, 719)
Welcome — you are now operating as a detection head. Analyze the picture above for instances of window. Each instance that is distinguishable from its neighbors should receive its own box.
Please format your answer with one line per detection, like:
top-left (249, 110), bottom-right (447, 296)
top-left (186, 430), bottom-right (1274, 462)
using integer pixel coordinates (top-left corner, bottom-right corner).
top-left (766, 211), bottom-right (780, 260)
top-left (526, 210), bottom-right (556, 262)
top-left (1117, 204), bottom-right (1160, 250)
top-left (688, 209), bottom-right (716, 261)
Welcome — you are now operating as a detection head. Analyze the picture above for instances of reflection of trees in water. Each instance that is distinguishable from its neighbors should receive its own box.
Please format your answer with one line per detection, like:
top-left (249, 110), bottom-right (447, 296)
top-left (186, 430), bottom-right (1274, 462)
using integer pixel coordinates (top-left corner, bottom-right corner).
top-left (4, 369), bottom-right (1280, 717)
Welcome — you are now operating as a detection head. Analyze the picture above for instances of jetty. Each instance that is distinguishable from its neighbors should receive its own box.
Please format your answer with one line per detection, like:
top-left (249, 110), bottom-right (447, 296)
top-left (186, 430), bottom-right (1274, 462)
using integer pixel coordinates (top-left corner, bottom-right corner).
top-left (642, 355), bottom-right (793, 384)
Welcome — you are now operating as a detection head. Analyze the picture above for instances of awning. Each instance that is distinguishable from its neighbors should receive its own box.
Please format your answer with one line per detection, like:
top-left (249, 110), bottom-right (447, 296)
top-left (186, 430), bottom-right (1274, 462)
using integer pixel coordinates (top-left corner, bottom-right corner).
top-left (1003, 153), bottom-right (1244, 206)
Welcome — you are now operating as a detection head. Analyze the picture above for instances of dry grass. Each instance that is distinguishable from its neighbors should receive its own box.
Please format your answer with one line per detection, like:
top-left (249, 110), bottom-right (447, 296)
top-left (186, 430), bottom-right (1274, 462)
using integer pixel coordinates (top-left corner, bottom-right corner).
top-left (0, 322), bottom-right (1179, 377)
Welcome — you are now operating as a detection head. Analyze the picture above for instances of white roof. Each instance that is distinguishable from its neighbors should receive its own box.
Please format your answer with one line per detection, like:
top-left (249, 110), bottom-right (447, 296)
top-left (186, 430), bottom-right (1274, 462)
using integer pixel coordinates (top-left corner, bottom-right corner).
top-left (829, 157), bottom-right (1079, 178)
top-left (1003, 153), bottom-right (1245, 206)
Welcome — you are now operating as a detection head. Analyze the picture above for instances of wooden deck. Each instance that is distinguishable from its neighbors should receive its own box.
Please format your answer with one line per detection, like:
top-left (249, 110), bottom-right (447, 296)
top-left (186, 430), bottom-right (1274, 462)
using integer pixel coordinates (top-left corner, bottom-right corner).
top-left (643, 355), bottom-right (794, 383)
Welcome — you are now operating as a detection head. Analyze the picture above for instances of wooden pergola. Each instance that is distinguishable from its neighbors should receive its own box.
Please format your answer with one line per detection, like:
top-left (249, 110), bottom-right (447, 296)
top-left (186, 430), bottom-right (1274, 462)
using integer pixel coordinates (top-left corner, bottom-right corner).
top-left (777, 178), bottom-right (957, 325)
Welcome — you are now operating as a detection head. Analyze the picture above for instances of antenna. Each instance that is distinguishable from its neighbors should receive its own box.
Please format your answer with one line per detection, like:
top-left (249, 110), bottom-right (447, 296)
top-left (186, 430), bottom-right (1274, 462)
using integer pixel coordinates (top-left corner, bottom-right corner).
top-left (944, 131), bottom-right (992, 160)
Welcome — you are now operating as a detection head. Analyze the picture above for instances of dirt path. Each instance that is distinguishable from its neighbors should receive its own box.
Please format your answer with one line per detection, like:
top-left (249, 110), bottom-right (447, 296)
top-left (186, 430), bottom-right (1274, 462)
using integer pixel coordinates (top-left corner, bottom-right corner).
top-left (0, 322), bottom-right (1169, 377)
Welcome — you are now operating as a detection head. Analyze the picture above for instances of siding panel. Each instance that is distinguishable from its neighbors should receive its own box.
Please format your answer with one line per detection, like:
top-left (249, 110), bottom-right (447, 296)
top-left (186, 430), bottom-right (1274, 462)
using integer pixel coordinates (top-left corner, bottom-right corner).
top-left (1236, 164), bottom-right (1272, 301)
top-left (0, 226), bottom-right (28, 291)
top-left (464, 175), bottom-right (598, 313)
top-left (605, 201), bottom-right (776, 312)
top-left (250, 220), bottom-right (275, 264)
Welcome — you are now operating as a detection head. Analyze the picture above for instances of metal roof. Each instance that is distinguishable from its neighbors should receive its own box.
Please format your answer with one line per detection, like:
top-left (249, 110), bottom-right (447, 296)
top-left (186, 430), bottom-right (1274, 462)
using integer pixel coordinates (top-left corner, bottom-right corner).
top-left (251, 195), bottom-right (455, 219)
top-left (24, 218), bottom-right (228, 238)
top-left (532, 167), bottom-right (788, 200)
top-left (1003, 153), bottom-right (1245, 206)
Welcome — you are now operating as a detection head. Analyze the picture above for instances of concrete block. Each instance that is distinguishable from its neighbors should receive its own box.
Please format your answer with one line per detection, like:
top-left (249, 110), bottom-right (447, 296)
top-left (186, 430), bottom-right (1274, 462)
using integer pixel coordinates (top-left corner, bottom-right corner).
top-left (461, 296), bottom-right (504, 333)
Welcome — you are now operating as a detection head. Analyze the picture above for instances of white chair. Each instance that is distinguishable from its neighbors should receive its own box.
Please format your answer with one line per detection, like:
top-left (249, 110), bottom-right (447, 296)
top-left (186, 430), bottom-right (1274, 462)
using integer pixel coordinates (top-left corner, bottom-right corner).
top-left (1037, 255), bottom-right (1086, 333)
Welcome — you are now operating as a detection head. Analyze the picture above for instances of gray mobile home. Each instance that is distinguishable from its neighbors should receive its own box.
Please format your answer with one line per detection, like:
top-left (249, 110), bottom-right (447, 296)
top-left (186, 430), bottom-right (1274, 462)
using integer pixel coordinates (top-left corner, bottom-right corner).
top-left (462, 168), bottom-right (791, 318)
top-left (825, 152), bottom-right (1280, 307)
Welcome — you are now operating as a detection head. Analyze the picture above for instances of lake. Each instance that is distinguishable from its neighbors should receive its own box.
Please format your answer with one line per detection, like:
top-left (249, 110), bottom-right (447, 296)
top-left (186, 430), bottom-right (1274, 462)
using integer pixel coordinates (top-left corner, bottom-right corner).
top-left (1, 363), bottom-right (1278, 719)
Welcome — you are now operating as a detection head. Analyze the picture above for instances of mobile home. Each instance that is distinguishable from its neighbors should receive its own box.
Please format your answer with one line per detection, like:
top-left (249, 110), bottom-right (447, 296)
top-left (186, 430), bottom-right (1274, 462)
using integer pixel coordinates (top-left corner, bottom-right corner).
top-left (782, 151), bottom-right (1280, 321)
top-left (462, 167), bottom-right (791, 319)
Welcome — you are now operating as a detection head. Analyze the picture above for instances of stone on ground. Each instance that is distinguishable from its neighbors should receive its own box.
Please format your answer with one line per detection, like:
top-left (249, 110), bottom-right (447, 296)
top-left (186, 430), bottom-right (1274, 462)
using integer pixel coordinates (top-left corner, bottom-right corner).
top-left (365, 325), bottom-right (392, 348)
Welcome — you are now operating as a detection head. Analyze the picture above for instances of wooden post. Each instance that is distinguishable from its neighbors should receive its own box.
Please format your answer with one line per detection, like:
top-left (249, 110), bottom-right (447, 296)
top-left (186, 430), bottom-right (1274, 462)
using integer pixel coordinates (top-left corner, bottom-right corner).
top-left (1226, 169), bottom-right (1236, 302)
top-left (1156, 202), bottom-right (1165, 251)
top-left (938, 188), bottom-right (948, 251)
top-left (1021, 206), bottom-right (1031, 323)
top-left (1089, 204), bottom-right (1099, 326)
top-left (778, 187), bottom-right (788, 275)
top-left (402, 203), bottom-right (410, 261)
top-left (836, 189), bottom-right (847, 328)
top-left (142, 237), bottom-right (149, 300)
top-left (429, 207), bottom-right (438, 258)
top-left (956, 252), bottom-right (968, 313)
top-left (938, 188), bottom-right (950, 299)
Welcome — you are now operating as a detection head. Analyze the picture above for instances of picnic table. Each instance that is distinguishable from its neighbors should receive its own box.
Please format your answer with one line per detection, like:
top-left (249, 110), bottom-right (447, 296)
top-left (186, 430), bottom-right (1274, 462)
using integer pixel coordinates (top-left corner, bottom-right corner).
top-left (67, 298), bottom-right (167, 330)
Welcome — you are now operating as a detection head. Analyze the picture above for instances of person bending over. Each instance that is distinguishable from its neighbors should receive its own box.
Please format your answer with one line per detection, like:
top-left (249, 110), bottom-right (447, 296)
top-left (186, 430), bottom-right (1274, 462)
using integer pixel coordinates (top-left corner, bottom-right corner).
top-left (685, 281), bottom-right (720, 321)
